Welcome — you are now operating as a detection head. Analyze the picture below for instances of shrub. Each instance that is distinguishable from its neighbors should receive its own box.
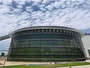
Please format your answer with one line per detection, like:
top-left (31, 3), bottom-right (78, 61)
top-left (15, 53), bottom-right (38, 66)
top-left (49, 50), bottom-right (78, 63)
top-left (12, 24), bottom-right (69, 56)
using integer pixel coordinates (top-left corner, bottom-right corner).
top-left (1, 52), bottom-right (5, 57)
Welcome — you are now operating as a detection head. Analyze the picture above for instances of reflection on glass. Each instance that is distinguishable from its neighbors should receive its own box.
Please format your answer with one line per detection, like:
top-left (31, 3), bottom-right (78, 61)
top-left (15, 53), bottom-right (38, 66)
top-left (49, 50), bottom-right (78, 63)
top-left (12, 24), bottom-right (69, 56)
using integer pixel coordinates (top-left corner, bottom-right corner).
top-left (8, 29), bottom-right (85, 62)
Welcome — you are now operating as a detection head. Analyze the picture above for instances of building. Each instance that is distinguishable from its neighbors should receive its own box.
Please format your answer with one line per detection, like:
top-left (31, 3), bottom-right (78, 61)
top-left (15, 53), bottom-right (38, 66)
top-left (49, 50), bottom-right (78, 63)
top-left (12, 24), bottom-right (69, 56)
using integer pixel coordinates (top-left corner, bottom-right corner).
top-left (7, 26), bottom-right (86, 62)
top-left (82, 33), bottom-right (90, 59)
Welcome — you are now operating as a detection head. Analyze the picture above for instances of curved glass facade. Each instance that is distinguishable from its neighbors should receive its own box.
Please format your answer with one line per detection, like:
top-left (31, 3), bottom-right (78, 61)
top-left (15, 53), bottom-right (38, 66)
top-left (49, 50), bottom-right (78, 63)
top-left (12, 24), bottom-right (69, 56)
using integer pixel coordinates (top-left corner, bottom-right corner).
top-left (8, 27), bottom-right (86, 62)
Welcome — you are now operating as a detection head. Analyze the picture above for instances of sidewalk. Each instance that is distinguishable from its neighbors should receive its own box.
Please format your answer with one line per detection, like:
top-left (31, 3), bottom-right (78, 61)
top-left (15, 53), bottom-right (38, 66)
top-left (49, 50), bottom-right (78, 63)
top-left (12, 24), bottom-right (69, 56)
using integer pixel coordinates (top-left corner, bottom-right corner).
top-left (0, 60), bottom-right (50, 66)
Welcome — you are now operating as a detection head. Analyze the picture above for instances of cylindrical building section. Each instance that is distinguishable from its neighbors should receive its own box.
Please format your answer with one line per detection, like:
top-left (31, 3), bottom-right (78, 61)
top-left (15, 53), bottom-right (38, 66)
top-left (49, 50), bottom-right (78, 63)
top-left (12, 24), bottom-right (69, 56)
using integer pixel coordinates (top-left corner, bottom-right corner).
top-left (7, 26), bottom-right (86, 62)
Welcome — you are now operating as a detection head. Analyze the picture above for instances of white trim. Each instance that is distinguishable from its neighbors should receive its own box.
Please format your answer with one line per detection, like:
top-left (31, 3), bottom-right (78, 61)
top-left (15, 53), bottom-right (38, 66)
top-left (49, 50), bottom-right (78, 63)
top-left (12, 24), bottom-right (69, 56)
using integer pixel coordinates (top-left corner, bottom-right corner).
top-left (9, 26), bottom-right (84, 37)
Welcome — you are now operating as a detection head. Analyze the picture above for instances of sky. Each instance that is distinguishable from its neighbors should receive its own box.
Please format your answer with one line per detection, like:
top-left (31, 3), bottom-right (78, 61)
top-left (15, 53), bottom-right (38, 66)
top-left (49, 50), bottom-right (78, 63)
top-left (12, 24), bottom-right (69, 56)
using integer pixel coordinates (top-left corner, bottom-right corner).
top-left (0, 0), bottom-right (90, 50)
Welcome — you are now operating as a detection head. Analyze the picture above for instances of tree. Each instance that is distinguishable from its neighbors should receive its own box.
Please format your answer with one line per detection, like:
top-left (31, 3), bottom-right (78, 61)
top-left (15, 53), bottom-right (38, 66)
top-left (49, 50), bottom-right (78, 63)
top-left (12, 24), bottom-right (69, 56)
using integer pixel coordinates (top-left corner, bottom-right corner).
top-left (1, 52), bottom-right (5, 57)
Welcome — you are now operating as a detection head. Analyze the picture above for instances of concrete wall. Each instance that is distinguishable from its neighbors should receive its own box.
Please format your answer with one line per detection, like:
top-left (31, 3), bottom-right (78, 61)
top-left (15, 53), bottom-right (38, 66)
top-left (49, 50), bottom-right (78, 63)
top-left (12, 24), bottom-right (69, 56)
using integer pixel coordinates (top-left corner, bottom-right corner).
top-left (82, 35), bottom-right (90, 58)
top-left (0, 35), bottom-right (10, 41)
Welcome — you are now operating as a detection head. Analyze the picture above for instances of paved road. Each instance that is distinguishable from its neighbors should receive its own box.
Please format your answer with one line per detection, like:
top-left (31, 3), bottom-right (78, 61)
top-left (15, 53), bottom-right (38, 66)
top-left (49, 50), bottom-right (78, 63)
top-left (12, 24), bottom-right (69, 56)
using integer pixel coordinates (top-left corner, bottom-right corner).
top-left (58, 65), bottom-right (90, 68)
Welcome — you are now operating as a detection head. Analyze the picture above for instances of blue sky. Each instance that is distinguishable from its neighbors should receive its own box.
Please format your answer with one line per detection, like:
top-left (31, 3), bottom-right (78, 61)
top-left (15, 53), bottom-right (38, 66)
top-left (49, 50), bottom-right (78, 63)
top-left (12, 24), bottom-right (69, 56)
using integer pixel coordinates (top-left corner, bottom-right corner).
top-left (0, 0), bottom-right (90, 50)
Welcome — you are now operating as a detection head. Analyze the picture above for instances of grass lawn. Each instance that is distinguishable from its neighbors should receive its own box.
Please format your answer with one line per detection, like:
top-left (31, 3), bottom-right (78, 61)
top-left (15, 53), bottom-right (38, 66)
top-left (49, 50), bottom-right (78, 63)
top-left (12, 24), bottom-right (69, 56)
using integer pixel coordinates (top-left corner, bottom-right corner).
top-left (1, 62), bottom-right (90, 68)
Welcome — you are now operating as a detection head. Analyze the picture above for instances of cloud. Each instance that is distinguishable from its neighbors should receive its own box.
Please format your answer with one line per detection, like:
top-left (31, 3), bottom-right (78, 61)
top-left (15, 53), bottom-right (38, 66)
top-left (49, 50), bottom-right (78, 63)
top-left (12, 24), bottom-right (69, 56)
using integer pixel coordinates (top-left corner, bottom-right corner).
top-left (0, 0), bottom-right (90, 35)
top-left (1, 0), bottom-right (12, 4)
top-left (0, 0), bottom-right (90, 50)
